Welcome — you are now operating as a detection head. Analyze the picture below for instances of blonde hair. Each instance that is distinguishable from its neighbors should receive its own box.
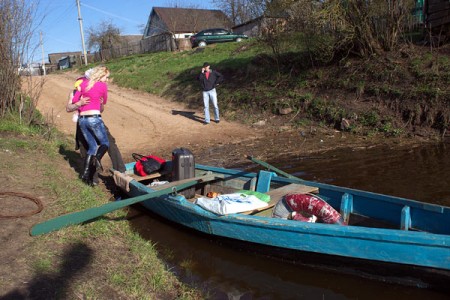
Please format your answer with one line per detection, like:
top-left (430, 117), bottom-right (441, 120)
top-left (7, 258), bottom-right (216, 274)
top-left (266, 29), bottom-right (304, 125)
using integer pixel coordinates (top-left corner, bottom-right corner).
top-left (86, 66), bottom-right (109, 91)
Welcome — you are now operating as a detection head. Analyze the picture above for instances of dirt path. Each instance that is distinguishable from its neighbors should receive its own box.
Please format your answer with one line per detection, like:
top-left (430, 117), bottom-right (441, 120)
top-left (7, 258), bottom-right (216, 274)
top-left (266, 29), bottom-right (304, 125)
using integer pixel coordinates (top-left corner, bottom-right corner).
top-left (38, 72), bottom-right (262, 166)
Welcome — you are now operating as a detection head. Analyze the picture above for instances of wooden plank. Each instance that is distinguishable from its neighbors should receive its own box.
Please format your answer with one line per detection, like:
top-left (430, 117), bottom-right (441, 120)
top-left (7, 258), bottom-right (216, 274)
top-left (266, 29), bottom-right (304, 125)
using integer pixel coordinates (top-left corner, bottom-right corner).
top-left (266, 183), bottom-right (319, 206)
top-left (427, 1), bottom-right (450, 13)
top-left (241, 183), bottom-right (319, 215)
top-left (150, 173), bottom-right (217, 191)
top-left (429, 16), bottom-right (450, 27)
top-left (129, 172), bottom-right (163, 182)
top-left (127, 166), bottom-right (174, 182)
top-left (428, 10), bottom-right (450, 21)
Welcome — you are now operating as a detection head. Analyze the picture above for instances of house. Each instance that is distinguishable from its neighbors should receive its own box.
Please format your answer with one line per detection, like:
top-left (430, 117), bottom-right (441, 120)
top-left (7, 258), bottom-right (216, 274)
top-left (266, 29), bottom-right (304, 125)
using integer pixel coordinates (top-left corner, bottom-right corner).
top-left (48, 51), bottom-right (94, 69)
top-left (58, 56), bottom-right (72, 70)
top-left (143, 7), bottom-right (231, 39)
top-left (423, 0), bottom-right (450, 28)
top-left (232, 16), bottom-right (264, 37)
top-left (48, 51), bottom-right (83, 65)
top-left (232, 16), bottom-right (287, 38)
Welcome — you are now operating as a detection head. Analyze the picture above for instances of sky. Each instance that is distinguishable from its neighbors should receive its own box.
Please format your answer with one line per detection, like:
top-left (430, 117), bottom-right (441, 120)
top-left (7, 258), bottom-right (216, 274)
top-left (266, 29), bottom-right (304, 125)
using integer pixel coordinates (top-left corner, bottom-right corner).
top-left (31, 0), bottom-right (215, 63)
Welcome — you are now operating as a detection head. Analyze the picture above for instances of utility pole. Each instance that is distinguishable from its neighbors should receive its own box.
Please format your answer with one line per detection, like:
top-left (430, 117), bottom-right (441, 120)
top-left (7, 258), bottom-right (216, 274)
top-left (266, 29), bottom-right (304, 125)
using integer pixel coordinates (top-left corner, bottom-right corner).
top-left (40, 31), bottom-right (46, 76)
top-left (76, 0), bottom-right (88, 66)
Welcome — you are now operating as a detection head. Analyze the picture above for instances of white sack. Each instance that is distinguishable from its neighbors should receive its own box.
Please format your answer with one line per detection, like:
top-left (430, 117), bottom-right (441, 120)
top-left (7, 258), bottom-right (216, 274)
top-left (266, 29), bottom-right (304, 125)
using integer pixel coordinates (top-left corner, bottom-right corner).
top-left (195, 193), bottom-right (268, 215)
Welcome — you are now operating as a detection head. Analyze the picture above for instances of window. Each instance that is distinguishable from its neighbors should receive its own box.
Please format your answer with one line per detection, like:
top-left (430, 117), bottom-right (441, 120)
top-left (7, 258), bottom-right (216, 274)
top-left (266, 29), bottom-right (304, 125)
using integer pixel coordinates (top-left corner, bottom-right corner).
top-left (214, 29), bottom-right (228, 35)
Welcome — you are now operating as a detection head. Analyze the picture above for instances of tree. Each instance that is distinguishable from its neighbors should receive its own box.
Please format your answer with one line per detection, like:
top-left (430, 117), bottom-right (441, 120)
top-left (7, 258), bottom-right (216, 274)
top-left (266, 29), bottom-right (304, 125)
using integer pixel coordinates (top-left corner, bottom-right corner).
top-left (286, 0), bottom-right (417, 59)
top-left (87, 20), bottom-right (121, 51)
top-left (0, 0), bottom-right (43, 125)
top-left (212, 0), bottom-right (265, 26)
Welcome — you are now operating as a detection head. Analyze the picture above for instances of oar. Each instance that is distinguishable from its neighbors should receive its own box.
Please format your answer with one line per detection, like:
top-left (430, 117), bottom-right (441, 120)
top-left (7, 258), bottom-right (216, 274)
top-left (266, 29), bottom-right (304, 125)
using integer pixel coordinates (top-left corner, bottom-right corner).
top-left (246, 155), bottom-right (300, 180)
top-left (30, 180), bottom-right (198, 236)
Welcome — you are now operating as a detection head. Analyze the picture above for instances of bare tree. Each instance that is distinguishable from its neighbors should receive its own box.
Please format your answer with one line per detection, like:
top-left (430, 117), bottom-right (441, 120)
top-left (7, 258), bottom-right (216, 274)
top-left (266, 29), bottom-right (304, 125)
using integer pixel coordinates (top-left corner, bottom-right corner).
top-left (213, 0), bottom-right (265, 26)
top-left (87, 20), bottom-right (121, 51)
top-left (0, 0), bottom-right (43, 125)
top-left (164, 0), bottom-right (200, 8)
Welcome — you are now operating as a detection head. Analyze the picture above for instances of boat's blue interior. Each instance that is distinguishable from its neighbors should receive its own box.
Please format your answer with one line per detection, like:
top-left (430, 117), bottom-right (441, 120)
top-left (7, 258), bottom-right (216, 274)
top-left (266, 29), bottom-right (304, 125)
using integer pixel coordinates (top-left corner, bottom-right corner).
top-left (121, 161), bottom-right (450, 235)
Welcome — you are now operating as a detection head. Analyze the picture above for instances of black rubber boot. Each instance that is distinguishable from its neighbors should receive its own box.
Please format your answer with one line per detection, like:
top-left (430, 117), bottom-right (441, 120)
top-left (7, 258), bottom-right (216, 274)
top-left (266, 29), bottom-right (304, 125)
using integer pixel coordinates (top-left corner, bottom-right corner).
top-left (81, 155), bottom-right (95, 185)
top-left (95, 144), bottom-right (108, 172)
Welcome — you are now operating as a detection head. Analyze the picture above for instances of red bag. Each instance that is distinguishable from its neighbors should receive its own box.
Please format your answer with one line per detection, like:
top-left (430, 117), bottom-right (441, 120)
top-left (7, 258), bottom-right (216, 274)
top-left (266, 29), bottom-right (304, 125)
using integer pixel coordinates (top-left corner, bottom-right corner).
top-left (132, 153), bottom-right (166, 176)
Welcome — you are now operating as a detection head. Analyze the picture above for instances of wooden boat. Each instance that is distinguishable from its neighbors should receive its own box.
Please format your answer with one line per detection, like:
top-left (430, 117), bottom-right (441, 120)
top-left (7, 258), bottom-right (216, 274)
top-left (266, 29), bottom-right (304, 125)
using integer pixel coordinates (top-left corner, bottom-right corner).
top-left (111, 156), bottom-right (450, 287)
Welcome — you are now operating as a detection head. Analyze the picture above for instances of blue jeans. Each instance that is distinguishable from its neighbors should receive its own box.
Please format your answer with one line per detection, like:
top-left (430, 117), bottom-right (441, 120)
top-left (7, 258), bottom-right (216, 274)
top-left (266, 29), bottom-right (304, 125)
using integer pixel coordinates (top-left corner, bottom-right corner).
top-left (202, 88), bottom-right (220, 123)
top-left (78, 116), bottom-right (109, 155)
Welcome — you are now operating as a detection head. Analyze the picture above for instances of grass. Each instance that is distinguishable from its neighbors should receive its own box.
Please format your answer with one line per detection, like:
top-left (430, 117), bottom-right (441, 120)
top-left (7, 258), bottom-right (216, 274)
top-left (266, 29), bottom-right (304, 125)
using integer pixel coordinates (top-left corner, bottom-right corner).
top-left (0, 114), bottom-right (203, 299)
top-left (108, 40), bottom-right (265, 96)
top-left (0, 113), bottom-right (43, 135)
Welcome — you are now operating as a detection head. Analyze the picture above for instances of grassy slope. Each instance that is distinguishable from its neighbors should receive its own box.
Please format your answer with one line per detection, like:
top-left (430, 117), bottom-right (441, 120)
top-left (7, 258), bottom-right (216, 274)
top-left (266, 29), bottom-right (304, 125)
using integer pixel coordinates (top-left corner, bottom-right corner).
top-left (97, 39), bottom-right (449, 137)
top-left (0, 114), bottom-right (203, 299)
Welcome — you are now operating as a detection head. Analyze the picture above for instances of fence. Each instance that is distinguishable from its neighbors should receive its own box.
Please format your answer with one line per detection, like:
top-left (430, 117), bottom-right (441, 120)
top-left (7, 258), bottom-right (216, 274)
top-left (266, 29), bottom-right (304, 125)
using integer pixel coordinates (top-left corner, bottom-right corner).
top-left (92, 34), bottom-right (191, 63)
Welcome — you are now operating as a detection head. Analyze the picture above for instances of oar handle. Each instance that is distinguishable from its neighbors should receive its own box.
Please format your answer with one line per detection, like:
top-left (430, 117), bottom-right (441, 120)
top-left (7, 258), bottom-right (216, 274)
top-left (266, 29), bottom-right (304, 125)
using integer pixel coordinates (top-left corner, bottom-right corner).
top-left (30, 180), bottom-right (198, 236)
top-left (246, 155), bottom-right (299, 180)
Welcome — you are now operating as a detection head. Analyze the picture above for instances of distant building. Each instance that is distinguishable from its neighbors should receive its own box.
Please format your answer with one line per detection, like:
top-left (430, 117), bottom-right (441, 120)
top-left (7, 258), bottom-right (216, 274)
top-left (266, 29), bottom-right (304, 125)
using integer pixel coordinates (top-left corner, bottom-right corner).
top-left (232, 16), bottom-right (287, 38)
top-left (141, 7), bottom-right (231, 52)
top-left (58, 56), bottom-right (72, 70)
top-left (48, 51), bottom-right (82, 65)
top-left (18, 63), bottom-right (42, 76)
top-left (48, 51), bottom-right (94, 69)
top-left (423, 0), bottom-right (450, 35)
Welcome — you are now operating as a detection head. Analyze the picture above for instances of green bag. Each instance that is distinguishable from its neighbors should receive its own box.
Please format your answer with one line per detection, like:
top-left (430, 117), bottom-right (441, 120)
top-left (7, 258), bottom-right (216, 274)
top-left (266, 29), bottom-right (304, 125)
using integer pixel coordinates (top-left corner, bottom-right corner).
top-left (237, 190), bottom-right (271, 203)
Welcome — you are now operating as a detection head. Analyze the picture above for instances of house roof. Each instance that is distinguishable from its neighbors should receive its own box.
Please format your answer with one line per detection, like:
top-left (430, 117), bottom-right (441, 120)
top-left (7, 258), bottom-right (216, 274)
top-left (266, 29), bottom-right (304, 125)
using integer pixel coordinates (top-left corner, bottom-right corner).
top-left (152, 7), bottom-right (231, 33)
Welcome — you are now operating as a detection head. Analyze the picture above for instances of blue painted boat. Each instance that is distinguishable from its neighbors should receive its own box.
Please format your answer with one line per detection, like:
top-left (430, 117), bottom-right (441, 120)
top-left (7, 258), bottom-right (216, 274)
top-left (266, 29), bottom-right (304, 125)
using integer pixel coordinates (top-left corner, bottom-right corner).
top-left (112, 158), bottom-right (450, 287)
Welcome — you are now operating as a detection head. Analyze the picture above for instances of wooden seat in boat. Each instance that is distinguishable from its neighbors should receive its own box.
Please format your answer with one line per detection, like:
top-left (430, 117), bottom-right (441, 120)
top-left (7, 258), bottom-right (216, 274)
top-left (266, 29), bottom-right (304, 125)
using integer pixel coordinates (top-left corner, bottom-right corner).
top-left (241, 183), bottom-right (319, 215)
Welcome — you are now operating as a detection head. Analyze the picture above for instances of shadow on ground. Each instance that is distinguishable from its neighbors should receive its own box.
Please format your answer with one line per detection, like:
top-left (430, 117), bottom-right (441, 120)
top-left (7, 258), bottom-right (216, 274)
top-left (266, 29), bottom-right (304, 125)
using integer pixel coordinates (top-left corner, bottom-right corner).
top-left (1, 243), bottom-right (93, 299)
top-left (172, 110), bottom-right (205, 124)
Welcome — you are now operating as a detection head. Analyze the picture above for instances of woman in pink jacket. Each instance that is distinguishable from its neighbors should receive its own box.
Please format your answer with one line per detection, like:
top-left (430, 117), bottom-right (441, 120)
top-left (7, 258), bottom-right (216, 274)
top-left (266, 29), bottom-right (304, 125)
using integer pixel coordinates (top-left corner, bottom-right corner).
top-left (71, 66), bottom-right (110, 185)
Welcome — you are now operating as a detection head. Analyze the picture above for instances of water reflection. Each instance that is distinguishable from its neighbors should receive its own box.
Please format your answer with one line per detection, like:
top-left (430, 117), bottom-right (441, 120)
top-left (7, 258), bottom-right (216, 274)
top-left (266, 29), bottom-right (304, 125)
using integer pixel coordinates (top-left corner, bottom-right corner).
top-left (129, 143), bottom-right (450, 299)
top-left (274, 143), bottom-right (450, 205)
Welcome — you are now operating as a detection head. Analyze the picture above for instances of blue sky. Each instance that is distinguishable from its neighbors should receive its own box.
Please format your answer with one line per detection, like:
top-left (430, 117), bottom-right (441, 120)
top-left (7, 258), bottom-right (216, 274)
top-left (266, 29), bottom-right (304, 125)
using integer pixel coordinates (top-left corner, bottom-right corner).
top-left (32, 0), bottom-right (215, 63)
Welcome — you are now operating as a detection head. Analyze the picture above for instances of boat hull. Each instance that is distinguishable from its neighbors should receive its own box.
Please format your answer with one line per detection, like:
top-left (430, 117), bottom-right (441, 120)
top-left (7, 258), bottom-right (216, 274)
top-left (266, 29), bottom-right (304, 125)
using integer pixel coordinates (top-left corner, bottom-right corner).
top-left (125, 179), bottom-right (450, 272)
top-left (114, 160), bottom-right (450, 286)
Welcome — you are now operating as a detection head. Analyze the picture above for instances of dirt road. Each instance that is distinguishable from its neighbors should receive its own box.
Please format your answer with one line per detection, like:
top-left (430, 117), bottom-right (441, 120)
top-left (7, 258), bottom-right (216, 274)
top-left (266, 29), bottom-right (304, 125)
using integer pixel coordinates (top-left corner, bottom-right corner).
top-left (37, 73), bottom-right (263, 166)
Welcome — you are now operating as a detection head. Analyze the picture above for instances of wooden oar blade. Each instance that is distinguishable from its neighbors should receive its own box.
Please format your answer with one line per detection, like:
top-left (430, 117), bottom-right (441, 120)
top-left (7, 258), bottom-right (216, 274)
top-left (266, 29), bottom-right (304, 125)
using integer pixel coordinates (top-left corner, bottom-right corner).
top-left (30, 180), bottom-right (198, 236)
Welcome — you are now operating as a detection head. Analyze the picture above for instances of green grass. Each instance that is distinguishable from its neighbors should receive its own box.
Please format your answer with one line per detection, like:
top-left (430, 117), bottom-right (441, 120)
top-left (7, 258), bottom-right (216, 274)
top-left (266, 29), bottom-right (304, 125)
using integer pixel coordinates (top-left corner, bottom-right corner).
top-left (31, 257), bottom-right (54, 274)
top-left (108, 40), bottom-right (266, 96)
top-left (0, 113), bottom-right (43, 135)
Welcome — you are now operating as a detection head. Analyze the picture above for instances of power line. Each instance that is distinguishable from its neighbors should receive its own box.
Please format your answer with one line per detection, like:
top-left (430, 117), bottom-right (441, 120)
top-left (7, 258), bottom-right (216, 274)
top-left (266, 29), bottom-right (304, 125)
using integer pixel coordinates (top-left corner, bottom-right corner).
top-left (36, 1), bottom-right (77, 57)
top-left (81, 2), bottom-right (141, 24)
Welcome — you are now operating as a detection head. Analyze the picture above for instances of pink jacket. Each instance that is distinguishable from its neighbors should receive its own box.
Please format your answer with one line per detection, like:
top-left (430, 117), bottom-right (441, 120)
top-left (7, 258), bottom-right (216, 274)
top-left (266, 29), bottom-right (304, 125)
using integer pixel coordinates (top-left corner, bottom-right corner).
top-left (72, 80), bottom-right (108, 112)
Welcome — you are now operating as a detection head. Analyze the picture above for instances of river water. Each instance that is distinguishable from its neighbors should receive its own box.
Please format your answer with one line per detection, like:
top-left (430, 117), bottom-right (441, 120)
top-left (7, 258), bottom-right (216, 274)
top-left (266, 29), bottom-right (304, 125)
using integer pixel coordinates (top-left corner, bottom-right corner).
top-left (129, 142), bottom-right (450, 299)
